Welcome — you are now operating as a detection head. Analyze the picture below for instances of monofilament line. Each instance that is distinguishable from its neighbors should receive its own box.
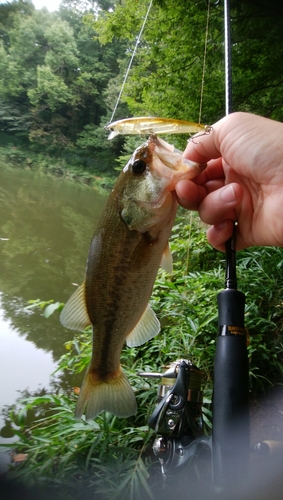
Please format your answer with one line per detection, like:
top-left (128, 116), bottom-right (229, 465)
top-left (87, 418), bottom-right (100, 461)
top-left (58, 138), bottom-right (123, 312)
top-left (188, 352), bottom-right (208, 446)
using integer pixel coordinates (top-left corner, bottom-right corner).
top-left (109, 0), bottom-right (153, 125)
top-left (199, 0), bottom-right (211, 124)
top-left (224, 0), bottom-right (232, 115)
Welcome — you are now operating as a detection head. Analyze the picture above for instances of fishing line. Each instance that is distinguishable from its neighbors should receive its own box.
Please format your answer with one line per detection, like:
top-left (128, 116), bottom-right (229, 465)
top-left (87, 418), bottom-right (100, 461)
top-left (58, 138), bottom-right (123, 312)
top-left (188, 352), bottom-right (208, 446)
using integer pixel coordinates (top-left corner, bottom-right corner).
top-left (223, 0), bottom-right (237, 286)
top-left (108, 0), bottom-right (153, 125)
top-left (199, 0), bottom-right (211, 124)
top-left (224, 0), bottom-right (232, 115)
top-left (185, 0), bottom-right (210, 299)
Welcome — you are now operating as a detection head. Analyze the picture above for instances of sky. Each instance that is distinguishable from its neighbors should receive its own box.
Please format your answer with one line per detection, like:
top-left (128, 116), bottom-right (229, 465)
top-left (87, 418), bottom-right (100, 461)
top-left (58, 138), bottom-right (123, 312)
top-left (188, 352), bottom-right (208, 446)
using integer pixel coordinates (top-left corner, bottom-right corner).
top-left (0, 0), bottom-right (62, 12)
top-left (32, 0), bottom-right (62, 10)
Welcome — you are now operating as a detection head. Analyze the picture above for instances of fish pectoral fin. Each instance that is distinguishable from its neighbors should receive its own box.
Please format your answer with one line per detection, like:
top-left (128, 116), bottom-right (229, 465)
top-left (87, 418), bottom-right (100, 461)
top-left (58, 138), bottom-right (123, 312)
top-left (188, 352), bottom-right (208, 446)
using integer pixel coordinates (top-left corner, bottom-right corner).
top-left (126, 304), bottom-right (160, 347)
top-left (160, 241), bottom-right (173, 274)
top-left (75, 366), bottom-right (137, 420)
top-left (60, 281), bottom-right (91, 331)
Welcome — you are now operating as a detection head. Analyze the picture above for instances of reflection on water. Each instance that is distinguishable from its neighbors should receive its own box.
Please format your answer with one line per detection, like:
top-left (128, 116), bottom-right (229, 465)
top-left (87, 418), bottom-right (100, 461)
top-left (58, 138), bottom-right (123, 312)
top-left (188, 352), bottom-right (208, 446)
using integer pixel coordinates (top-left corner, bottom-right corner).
top-left (0, 164), bottom-right (107, 455)
top-left (0, 295), bottom-right (56, 407)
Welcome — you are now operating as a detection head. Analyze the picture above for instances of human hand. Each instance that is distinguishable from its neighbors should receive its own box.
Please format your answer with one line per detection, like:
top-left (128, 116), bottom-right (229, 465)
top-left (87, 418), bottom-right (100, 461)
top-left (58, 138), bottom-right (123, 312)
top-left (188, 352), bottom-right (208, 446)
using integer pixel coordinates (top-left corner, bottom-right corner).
top-left (176, 112), bottom-right (283, 251)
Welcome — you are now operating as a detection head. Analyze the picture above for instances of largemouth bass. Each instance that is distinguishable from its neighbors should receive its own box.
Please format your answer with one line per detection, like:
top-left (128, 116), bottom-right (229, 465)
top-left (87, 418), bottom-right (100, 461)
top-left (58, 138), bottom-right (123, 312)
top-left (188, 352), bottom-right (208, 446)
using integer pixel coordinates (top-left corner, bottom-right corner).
top-left (60, 135), bottom-right (205, 420)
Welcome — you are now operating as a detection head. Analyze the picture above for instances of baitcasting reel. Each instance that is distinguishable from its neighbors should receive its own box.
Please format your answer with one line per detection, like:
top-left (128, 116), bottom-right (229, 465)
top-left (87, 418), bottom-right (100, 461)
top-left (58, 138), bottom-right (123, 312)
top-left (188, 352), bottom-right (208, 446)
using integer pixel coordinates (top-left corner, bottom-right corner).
top-left (139, 359), bottom-right (208, 475)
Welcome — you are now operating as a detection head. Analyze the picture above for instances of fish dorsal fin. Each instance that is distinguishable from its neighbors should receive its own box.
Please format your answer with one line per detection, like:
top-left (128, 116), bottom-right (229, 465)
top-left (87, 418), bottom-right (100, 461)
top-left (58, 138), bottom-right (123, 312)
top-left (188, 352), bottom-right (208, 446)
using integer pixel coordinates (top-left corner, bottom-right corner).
top-left (60, 281), bottom-right (91, 331)
top-left (126, 304), bottom-right (160, 347)
top-left (160, 242), bottom-right (173, 274)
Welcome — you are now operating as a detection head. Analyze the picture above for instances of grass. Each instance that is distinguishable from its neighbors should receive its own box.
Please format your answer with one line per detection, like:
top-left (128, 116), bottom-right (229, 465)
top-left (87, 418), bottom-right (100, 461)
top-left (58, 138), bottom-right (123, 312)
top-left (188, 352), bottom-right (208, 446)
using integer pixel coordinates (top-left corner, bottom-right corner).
top-left (2, 211), bottom-right (283, 499)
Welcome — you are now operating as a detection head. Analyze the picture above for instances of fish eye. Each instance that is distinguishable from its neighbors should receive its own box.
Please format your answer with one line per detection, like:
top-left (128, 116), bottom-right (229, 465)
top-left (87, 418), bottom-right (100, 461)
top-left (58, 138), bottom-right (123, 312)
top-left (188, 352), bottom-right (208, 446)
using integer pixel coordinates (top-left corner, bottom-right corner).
top-left (132, 159), bottom-right (147, 175)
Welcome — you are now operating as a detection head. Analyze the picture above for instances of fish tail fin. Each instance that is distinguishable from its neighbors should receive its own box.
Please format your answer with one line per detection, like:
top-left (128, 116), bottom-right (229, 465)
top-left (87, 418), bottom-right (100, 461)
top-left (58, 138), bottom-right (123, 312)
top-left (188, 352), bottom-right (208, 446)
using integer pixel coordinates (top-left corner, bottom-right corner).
top-left (75, 366), bottom-right (137, 420)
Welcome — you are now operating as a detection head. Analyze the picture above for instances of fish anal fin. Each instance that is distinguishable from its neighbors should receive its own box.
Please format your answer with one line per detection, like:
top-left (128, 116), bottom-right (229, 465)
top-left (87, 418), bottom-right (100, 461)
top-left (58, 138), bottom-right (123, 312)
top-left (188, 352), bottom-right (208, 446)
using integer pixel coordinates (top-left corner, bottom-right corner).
top-left (126, 304), bottom-right (160, 348)
top-left (75, 366), bottom-right (137, 420)
top-left (160, 242), bottom-right (173, 274)
top-left (60, 281), bottom-right (91, 331)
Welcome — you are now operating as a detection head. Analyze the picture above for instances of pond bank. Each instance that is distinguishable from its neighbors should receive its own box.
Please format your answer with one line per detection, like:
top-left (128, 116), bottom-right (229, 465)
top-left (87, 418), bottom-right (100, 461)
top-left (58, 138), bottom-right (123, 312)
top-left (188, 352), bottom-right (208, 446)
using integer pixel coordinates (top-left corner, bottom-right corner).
top-left (0, 142), bottom-right (116, 192)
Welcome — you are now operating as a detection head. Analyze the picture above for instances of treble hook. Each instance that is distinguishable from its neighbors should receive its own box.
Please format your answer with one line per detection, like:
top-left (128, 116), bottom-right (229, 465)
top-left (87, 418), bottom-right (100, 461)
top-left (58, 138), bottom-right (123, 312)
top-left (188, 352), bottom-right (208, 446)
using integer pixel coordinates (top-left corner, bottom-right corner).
top-left (189, 125), bottom-right (213, 144)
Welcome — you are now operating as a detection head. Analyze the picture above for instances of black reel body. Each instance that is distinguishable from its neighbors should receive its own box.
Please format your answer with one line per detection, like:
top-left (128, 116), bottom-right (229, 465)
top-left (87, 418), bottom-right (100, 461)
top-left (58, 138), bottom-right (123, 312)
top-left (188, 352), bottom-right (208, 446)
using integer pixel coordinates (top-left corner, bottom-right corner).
top-left (139, 359), bottom-right (207, 475)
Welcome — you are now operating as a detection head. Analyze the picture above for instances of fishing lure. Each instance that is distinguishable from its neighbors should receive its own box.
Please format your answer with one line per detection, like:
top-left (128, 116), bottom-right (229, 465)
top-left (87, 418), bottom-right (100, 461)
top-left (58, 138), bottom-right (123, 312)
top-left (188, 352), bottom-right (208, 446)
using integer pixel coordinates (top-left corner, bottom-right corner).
top-left (105, 116), bottom-right (210, 140)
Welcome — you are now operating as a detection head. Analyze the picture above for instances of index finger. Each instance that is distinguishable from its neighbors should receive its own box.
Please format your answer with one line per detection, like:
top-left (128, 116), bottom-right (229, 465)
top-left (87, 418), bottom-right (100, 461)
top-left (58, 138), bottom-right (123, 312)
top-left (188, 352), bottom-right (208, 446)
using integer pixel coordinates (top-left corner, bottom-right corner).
top-left (183, 118), bottom-right (226, 164)
top-left (192, 158), bottom-right (224, 185)
top-left (175, 158), bottom-right (225, 210)
top-left (176, 177), bottom-right (224, 210)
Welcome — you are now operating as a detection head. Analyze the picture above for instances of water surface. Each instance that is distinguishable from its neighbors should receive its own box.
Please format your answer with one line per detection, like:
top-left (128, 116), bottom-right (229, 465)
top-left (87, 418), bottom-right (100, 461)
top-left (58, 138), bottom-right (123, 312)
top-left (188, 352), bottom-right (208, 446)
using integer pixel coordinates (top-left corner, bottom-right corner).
top-left (0, 164), bottom-right (107, 468)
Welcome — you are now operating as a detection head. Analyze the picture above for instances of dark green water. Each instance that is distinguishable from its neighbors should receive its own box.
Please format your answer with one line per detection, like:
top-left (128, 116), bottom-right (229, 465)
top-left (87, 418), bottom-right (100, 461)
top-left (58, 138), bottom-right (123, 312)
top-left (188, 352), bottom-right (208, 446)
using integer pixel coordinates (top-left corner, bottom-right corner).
top-left (0, 164), bottom-right (107, 469)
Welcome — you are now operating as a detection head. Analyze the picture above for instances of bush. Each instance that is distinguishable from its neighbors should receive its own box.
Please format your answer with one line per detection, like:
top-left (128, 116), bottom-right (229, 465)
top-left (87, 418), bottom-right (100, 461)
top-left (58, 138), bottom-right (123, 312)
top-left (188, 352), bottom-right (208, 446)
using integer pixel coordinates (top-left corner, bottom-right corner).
top-left (2, 211), bottom-right (283, 498)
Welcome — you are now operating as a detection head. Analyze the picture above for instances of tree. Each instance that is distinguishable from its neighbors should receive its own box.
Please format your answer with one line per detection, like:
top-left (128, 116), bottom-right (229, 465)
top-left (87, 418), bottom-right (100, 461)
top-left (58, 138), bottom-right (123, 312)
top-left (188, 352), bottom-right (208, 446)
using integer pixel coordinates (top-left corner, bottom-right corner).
top-left (0, 0), bottom-right (127, 157)
top-left (231, 0), bottom-right (283, 119)
top-left (96, 0), bottom-right (283, 127)
top-left (2, 0), bottom-right (282, 158)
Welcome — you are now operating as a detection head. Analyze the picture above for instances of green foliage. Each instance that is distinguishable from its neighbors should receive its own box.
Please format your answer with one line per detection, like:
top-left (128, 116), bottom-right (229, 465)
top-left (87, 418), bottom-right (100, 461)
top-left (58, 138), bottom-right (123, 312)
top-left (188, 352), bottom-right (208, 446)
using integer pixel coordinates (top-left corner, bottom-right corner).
top-left (25, 299), bottom-right (64, 318)
top-left (238, 248), bottom-right (283, 391)
top-left (1, 0), bottom-right (283, 174)
top-left (76, 123), bottom-right (109, 151)
top-left (3, 392), bottom-right (155, 499)
top-left (96, 0), bottom-right (283, 123)
top-left (28, 65), bottom-right (74, 112)
top-left (0, 0), bottom-right (127, 160)
top-left (0, 140), bottom-right (116, 189)
top-left (3, 211), bottom-right (283, 498)
top-left (2, 0), bottom-right (283, 496)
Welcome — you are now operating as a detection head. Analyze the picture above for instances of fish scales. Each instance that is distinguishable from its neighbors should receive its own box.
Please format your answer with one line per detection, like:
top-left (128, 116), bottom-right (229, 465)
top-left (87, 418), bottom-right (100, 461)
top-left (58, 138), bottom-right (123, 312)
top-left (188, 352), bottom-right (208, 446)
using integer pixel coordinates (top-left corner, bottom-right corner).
top-left (60, 134), bottom-right (205, 420)
top-left (85, 181), bottom-right (175, 376)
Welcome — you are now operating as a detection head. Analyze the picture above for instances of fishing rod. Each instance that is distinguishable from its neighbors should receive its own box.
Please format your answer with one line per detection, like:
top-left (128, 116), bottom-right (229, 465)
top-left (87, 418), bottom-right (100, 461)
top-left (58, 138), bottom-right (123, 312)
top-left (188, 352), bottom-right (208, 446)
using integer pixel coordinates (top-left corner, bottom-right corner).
top-left (211, 0), bottom-right (250, 490)
top-left (141, 0), bottom-right (250, 494)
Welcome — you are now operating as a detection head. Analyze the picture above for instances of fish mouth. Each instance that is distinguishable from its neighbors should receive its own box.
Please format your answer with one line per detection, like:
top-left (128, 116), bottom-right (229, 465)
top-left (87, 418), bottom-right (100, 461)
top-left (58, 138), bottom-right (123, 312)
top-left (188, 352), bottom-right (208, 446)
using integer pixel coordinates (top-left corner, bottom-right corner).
top-left (148, 134), bottom-right (206, 183)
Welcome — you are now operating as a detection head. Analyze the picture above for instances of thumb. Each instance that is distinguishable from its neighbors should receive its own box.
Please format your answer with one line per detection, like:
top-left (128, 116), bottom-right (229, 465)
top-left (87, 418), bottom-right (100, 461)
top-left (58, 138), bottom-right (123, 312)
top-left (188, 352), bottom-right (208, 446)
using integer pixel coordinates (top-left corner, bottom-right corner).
top-left (206, 220), bottom-right (236, 252)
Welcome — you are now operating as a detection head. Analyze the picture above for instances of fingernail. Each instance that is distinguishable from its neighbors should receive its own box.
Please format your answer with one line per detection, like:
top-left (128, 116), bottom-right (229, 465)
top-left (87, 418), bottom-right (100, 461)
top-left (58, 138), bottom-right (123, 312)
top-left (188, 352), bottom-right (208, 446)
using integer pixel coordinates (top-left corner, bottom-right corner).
top-left (220, 185), bottom-right (236, 203)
